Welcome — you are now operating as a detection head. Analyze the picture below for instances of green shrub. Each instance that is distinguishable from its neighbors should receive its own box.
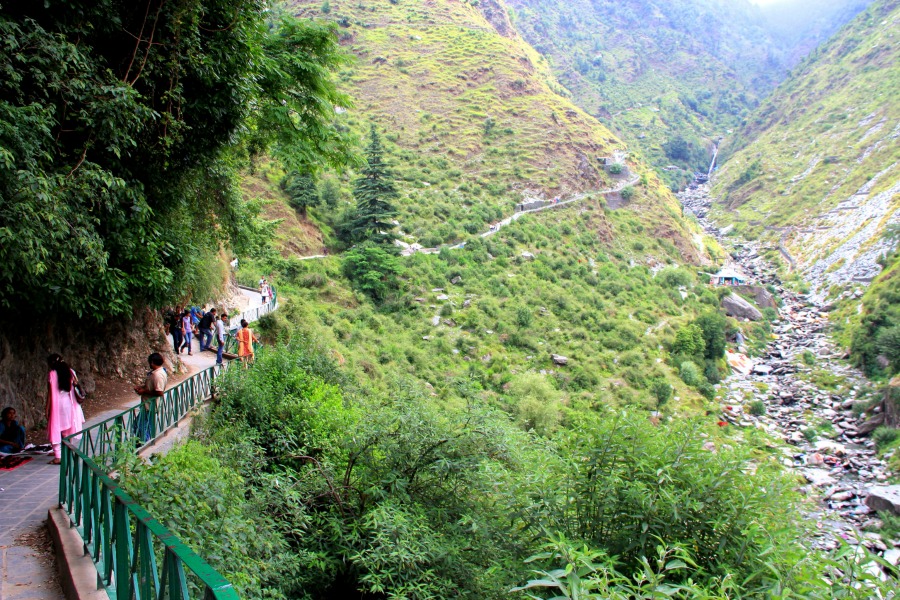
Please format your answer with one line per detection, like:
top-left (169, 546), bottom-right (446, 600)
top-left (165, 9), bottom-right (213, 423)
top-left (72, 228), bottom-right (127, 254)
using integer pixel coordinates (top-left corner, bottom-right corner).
top-left (558, 414), bottom-right (802, 585)
top-left (679, 361), bottom-right (702, 386)
top-left (122, 442), bottom-right (293, 596)
top-left (876, 325), bottom-right (900, 370)
top-left (749, 400), bottom-right (766, 416)
top-left (671, 324), bottom-right (705, 357)
top-left (508, 373), bottom-right (562, 435)
top-left (342, 242), bottom-right (403, 302)
top-left (657, 267), bottom-right (693, 288)
top-left (872, 426), bottom-right (899, 450)
top-left (801, 350), bottom-right (817, 366)
top-left (695, 312), bottom-right (727, 360)
top-left (651, 379), bottom-right (673, 409)
top-left (703, 359), bottom-right (721, 384)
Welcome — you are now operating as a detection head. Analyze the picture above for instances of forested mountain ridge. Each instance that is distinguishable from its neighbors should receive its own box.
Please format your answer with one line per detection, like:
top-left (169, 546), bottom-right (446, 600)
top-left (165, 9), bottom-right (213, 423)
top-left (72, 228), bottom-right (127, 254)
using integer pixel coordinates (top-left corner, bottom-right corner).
top-left (504, 0), bottom-right (779, 186)
top-left (500, 0), bottom-right (874, 188)
top-left (711, 0), bottom-right (900, 300)
top-left (285, 0), bottom-right (701, 255)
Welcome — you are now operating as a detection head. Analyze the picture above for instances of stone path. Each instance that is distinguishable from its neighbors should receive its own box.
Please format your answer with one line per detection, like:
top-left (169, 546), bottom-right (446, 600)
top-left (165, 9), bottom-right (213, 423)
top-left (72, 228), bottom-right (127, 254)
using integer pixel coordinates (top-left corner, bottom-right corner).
top-left (680, 185), bottom-right (900, 562)
top-left (0, 288), bottom-right (264, 598)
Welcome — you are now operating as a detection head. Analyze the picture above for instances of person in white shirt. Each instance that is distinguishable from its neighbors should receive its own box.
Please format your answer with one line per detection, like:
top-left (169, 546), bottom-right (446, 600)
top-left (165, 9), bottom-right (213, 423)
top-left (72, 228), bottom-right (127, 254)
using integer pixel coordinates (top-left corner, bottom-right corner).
top-left (215, 313), bottom-right (229, 365)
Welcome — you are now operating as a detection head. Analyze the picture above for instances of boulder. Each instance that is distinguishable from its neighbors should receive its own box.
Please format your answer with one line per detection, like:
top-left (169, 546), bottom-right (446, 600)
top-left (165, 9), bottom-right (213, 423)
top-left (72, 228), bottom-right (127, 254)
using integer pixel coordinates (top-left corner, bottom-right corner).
top-left (551, 354), bottom-right (569, 366)
top-left (722, 293), bottom-right (764, 321)
top-left (855, 413), bottom-right (885, 436)
top-left (865, 486), bottom-right (900, 515)
top-left (734, 285), bottom-right (778, 310)
top-left (450, 276), bottom-right (462, 285)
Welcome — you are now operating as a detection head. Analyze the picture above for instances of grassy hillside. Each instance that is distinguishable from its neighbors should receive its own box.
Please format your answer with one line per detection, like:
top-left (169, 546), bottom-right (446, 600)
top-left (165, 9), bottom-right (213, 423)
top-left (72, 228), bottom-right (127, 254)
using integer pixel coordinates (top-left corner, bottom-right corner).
top-left (711, 0), bottom-right (900, 290)
top-left (238, 0), bottom-right (746, 409)
top-left (503, 0), bottom-right (787, 187)
top-left (286, 0), bottom-right (700, 250)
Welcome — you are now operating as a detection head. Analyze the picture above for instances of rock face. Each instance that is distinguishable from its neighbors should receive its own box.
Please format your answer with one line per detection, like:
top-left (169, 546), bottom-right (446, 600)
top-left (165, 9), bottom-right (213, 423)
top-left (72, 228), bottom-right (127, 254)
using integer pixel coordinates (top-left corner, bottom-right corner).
top-left (721, 293), bottom-right (763, 321)
top-left (0, 306), bottom-right (177, 427)
top-left (734, 285), bottom-right (777, 309)
top-left (865, 486), bottom-right (900, 515)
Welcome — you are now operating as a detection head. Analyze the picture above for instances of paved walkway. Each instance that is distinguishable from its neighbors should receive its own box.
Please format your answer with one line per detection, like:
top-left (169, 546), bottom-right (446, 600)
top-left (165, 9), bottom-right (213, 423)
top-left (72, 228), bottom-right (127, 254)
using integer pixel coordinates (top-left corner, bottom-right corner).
top-left (0, 288), bottom-right (264, 598)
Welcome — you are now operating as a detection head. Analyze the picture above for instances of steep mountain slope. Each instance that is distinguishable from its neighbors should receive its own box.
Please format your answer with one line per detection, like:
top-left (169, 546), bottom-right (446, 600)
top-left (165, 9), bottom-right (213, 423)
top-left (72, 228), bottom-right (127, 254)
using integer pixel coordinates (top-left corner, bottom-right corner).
top-left (287, 0), bottom-right (700, 253)
top-left (761, 0), bottom-right (874, 65)
top-left (711, 0), bottom-right (900, 300)
top-left (503, 0), bottom-right (783, 186)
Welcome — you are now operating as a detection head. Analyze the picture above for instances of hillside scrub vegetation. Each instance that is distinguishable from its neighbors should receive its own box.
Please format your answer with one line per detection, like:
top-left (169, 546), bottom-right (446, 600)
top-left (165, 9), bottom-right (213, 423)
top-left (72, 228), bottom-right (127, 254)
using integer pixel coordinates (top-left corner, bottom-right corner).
top-left (118, 340), bottom-right (895, 598)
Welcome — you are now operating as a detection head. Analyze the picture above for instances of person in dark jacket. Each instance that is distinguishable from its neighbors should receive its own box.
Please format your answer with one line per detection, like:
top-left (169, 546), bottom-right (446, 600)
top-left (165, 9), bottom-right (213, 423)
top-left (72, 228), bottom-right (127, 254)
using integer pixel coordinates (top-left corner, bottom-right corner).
top-left (198, 308), bottom-right (216, 351)
top-left (0, 407), bottom-right (25, 453)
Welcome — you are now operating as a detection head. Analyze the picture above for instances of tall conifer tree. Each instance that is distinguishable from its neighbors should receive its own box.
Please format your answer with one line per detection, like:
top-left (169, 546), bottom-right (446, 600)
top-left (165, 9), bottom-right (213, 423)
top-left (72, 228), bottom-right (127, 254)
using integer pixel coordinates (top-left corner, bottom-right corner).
top-left (284, 171), bottom-right (319, 217)
top-left (349, 126), bottom-right (398, 245)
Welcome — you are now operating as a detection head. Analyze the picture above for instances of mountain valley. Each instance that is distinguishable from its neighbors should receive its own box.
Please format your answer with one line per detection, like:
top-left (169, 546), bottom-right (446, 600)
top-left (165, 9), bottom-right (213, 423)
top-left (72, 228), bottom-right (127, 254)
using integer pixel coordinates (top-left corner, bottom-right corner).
top-left (2, 0), bottom-right (899, 597)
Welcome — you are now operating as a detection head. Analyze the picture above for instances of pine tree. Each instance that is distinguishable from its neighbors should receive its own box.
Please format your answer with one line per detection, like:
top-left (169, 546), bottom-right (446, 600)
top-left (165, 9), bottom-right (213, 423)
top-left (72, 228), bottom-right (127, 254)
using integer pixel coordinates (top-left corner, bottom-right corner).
top-left (283, 171), bottom-right (319, 217)
top-left (349, 126), bottom-right (398, 245)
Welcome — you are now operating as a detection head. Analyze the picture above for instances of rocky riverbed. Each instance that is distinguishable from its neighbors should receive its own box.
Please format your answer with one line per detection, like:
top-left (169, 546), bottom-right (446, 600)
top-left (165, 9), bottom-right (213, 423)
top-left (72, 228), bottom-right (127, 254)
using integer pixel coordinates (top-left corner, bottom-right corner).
top-left (680, 185), bottom-right (900, 563)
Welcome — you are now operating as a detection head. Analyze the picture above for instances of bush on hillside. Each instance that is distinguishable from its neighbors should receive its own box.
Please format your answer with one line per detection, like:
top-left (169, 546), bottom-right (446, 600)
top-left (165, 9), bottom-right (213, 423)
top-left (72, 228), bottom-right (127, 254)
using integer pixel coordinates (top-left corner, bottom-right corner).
top-left (679, 361), bottom-right (702, 386)
top-left (671, 324), bottom-right (705, 357)
top-left (876, 325), bottom-right (900, 371)
top-left (342, 242), bottom-right (403, 303)
top-left (695, 312), bottom-right (727, 360)
top-left (555, 414), bottom-right (802, 586)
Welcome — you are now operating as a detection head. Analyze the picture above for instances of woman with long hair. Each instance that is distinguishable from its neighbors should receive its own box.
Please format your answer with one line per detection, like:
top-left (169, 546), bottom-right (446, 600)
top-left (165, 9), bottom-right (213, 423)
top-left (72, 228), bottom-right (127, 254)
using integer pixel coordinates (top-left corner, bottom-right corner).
top-left (45, 353), bottom-right (85, 464)
top-left (236, 319), bottom-right (259, 367)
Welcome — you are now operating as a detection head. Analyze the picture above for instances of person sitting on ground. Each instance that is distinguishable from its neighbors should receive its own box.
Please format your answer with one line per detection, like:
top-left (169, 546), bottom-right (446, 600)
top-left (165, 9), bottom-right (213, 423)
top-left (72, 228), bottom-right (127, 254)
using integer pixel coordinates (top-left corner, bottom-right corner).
top-left (236, 319), bottom-right (260, 366)
top-left (0, 407), bottom-right (25, 454)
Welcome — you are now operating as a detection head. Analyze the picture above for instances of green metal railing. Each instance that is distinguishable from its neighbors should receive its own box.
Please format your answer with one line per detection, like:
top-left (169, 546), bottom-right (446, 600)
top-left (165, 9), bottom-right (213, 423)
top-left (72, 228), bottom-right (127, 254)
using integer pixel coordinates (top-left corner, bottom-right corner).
top-left (58, 296), bottom-right (278, 599)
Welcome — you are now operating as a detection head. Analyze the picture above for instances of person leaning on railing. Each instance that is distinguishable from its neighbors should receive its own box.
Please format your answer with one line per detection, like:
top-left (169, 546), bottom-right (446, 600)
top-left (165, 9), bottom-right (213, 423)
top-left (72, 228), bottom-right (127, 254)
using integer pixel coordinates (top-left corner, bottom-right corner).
top-left (132, 353), bottom-right (168, 442)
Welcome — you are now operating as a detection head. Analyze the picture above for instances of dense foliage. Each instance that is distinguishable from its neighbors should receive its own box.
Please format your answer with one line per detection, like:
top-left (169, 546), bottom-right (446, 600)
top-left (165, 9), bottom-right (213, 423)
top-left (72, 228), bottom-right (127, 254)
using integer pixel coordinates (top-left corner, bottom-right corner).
top-left (840, 245), bottom-right (900, 378)
top-left (121, 341), bottom-right (895, 598)
top-left (0, 0), bottom-right (352, 319)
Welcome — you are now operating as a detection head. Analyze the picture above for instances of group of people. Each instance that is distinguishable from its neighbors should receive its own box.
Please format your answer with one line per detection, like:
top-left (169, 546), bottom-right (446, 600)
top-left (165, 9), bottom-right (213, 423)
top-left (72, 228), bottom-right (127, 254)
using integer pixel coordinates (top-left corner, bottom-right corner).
top-left (165, 304), bottom-right (259, 366)
top-left (2, 293), bottom-right (273, 462)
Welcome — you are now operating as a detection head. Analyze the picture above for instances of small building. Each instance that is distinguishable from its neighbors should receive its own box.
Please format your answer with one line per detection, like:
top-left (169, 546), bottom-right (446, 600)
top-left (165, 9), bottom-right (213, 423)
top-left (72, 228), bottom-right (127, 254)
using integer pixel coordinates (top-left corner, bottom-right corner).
top-left (515, 199), bottom-right (550, 213)
top-left (710, 266), bottom-right (747, 287)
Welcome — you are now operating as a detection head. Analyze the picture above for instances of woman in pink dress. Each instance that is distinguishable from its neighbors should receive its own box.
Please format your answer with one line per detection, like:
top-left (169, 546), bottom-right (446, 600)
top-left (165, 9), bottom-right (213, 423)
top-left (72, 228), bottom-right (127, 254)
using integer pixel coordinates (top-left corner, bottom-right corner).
top-left (46, 354), bottom-right (85, 464)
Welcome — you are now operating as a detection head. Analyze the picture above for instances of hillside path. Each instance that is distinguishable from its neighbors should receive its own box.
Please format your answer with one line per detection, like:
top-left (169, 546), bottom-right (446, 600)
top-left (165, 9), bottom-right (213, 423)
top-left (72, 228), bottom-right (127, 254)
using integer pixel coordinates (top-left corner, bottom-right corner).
top-left (0, 288), bottom-right (264, 599)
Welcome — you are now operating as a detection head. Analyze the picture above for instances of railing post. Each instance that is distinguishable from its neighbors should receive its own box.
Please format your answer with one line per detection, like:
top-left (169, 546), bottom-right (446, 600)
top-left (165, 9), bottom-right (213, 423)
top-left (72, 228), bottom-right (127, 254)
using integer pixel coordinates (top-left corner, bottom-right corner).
top-left (113, 500), bottom-right (132, 595)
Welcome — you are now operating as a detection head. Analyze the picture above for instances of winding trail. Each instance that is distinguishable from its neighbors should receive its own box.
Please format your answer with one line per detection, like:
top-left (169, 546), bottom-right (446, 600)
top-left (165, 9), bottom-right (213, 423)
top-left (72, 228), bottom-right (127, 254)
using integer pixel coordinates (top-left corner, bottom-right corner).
top-left (680, 185), bottom-right (897, 556)
top-left (296, 174), bottom-right (640, 260)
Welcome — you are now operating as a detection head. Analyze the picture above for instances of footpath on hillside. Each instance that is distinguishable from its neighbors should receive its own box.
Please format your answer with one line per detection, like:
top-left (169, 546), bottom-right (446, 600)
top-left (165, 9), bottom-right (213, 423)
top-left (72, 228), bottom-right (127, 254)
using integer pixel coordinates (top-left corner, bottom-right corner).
top-left (0, 287), bottom-right (264, 599)
top-left (680, 185), bottom-right (899, 563)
